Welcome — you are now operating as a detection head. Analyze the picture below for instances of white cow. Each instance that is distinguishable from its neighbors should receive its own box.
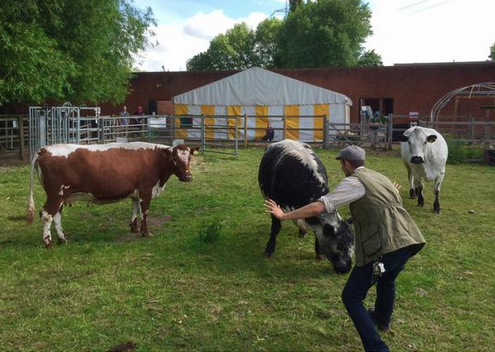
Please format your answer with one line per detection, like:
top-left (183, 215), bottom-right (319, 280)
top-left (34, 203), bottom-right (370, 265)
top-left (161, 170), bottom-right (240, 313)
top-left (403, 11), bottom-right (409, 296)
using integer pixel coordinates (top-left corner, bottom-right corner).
top-left (399, 126), bottom-right (448, 213)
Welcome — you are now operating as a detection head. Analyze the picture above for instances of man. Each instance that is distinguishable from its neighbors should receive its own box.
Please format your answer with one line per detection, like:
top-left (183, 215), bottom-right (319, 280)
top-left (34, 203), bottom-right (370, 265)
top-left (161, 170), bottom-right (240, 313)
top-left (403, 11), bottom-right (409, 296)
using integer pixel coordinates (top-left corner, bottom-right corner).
top-left (264, 145), bottom-right (425, 352)
top-left (369, 111), bottom-right (382, 150)
top-left (119, 105), bottom-right (130, 135)
top-left (262, 122), bottom-right (275, 142)
top-left (133, 106), bottom-right (145, 125)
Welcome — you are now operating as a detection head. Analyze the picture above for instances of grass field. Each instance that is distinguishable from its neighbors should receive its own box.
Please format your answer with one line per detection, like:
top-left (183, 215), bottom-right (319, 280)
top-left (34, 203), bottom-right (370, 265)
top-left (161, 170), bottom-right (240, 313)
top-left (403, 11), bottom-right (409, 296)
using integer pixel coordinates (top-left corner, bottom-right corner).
top-left (0, 146), bottom-right (494, 352)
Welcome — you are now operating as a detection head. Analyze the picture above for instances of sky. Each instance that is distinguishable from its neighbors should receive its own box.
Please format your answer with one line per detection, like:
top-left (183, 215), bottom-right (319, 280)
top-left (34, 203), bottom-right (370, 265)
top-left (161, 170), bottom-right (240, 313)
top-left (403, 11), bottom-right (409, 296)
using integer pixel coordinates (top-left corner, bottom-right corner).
top-left (132, 0), bottom-right (495, 72)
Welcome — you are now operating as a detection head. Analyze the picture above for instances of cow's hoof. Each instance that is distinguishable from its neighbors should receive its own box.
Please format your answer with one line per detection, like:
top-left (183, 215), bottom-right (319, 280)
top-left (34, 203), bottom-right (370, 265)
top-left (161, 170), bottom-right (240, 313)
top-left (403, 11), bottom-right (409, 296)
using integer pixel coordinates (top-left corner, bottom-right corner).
top-left (44, 239), bottom-right (53, 249)
top-left (142, 232), bottom-right (154, 238)
top-left (57, 237), bottom-right (68, 244)
top-left (130, 225), bottom-right (139, 233)
top-left (315, 254), bottom-right (326, 261)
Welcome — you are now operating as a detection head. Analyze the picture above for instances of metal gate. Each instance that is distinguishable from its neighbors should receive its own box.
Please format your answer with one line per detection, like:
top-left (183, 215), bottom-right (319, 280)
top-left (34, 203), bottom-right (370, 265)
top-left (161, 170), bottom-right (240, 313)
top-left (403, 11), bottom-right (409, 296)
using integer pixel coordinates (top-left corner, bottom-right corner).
top-left (28, 104), bottom-right (101, 160)
top-left (200, 115), bottom-right (240, 157)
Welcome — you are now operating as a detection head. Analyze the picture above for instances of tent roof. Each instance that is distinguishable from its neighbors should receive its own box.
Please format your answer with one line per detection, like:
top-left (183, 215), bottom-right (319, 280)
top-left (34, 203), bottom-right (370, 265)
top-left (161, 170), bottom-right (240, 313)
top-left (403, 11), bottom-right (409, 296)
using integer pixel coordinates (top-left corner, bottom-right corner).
top-left (172, 67), bottom-right (352, 107)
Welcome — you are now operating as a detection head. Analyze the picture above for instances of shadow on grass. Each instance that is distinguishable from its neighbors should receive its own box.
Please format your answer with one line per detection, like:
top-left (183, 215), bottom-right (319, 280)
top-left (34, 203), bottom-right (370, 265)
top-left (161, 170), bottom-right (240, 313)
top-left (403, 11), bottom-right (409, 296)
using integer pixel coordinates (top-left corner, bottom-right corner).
top-left (2, 211), bottom-right (342, 282)
top-left (179, 222), bottom-right (343, 280)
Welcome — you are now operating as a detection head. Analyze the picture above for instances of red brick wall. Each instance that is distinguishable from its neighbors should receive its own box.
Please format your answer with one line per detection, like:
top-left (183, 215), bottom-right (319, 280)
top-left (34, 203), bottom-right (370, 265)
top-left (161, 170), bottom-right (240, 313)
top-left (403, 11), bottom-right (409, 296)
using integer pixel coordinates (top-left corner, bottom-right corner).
top-left (275, 63), bottom-right (495, 122)
top-left (36, 62), bottom-right (495, 123)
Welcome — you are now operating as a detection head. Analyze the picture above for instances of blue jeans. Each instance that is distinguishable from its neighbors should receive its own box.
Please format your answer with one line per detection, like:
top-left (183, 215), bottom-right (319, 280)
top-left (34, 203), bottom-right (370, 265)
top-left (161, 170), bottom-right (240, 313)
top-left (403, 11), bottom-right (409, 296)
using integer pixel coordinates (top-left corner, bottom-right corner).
top-left (342, 246), bottom-right (414, 352)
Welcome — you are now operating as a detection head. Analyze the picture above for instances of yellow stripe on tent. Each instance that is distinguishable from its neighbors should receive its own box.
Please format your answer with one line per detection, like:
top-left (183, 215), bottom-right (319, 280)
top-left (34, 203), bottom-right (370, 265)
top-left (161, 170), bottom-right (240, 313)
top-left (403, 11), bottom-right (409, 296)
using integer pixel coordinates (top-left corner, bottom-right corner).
top-left (313, 104), bottom-right (329, 141)
top-left (227, 106), bottom-right (241, 140)
top-left (201, 105), bottom-right (215, 140)
top-left (256, 106), bottom-right (269, 140)
top-left (174, 104), bottom-right (188, 139)
top-left (284, 105), bottom-right (299, 140)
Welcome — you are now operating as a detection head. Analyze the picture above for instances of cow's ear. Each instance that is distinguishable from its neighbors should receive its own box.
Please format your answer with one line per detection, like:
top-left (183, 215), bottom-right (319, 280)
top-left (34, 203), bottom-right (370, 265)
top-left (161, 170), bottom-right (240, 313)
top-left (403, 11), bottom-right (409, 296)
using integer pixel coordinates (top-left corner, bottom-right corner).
top-left (398, 134), bottom-right (408, 142)
top-left (345, 217), bottom-right (353, 225)
top-left (426, 135), bottom-right (437, 143)
top-left (163, 147), bottom-right (172, 159)
top-left (403, 126), bottom-right (414, 137)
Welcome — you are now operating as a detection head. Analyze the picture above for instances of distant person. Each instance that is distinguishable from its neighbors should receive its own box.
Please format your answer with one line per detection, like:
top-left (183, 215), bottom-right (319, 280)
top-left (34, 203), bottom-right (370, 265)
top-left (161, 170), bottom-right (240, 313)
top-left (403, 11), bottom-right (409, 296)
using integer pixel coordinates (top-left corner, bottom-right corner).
top-left (262, 122), bottom-right (274, 142)
top-left (119, 105), bottom-right (129, 134)
top-left (369, 111), bottom-right (382, 150)
top-left (133, 106), bottom-right (145, 125)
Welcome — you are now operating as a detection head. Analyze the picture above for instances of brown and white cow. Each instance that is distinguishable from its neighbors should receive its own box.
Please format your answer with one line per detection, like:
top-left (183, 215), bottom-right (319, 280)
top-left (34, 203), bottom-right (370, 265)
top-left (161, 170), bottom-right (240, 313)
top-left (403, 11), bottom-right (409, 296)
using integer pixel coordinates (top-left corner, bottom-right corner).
top-left (27, 142), bottom-right (199, 248)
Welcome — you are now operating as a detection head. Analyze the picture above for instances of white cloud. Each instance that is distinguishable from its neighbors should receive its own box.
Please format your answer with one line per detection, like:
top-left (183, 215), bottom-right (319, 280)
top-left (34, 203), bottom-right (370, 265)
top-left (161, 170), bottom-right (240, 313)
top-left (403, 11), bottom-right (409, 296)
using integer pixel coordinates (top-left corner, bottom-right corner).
top-left (183, 10), bottom-right (236, 40)
top-left (135, 10), bottom-right (269, 72)
top-left (365, 0), bottom-right (495, 65)
top-left (135, 0), bottom-right (495, 71)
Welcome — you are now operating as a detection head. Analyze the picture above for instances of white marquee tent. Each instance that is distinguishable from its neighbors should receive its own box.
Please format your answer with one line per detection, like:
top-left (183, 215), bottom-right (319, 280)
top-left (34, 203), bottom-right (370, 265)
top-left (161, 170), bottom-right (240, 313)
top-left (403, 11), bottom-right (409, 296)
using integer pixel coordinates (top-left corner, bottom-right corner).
top-left (172, 67), bottom-right (352, 142)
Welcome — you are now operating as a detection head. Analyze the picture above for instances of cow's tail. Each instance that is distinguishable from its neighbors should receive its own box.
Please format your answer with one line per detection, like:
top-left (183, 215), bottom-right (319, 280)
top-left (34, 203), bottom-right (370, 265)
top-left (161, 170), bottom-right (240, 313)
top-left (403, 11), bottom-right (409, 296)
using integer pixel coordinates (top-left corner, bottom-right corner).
top-left (27, 153), bottom-right (39, 223)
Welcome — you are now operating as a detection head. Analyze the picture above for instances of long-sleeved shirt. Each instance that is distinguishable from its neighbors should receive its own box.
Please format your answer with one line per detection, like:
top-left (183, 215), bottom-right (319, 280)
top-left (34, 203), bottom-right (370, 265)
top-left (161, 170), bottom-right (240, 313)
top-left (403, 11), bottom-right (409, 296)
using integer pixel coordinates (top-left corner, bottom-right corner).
top-left (318, 167), bottom-right (366, 213)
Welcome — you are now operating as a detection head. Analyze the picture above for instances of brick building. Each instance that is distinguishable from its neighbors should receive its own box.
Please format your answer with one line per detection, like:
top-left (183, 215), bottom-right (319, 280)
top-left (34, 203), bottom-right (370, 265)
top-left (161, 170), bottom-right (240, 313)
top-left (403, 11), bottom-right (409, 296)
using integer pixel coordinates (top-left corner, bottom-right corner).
top-left (103, 61), bottom-right (495, 123)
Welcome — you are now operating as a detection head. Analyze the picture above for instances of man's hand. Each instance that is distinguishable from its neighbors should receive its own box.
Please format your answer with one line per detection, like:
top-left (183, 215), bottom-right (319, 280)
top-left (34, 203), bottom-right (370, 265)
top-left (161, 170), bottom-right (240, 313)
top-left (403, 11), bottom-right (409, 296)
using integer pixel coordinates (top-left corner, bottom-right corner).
top-left (393, 182), bottom-right (402, 191)
top-left (264, 199), bottom-right (285, 220)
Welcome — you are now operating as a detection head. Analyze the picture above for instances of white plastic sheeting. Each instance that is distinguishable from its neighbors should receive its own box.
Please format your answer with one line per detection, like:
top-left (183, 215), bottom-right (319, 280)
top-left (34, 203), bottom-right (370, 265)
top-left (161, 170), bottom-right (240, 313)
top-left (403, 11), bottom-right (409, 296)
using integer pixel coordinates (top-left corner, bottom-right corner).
top-left (172, 67), bottom-right (352, 142)
top-left (173, 67), bottom-right (352, 107)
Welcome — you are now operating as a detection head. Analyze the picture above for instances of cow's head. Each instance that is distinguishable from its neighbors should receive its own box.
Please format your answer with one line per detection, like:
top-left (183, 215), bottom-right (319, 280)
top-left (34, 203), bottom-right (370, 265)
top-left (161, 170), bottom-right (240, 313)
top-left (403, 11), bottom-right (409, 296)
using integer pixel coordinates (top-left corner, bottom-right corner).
top-left (399, 127), bottom-right (437, 164)
top-left (166, 145), bottom-right (200, 182)
top-left (310, 213), bottom-right (354, 274)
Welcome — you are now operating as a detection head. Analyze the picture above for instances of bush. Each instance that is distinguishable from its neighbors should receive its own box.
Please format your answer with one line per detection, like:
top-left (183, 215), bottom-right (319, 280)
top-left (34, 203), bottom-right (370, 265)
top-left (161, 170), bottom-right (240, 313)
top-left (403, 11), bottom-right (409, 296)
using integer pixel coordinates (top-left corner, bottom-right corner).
top-left (445, 139), bottom-right (485, 164)
top-left (446, 139), bottom-right (467, 164)
top-left (199, 221), bottom-right (222, 244)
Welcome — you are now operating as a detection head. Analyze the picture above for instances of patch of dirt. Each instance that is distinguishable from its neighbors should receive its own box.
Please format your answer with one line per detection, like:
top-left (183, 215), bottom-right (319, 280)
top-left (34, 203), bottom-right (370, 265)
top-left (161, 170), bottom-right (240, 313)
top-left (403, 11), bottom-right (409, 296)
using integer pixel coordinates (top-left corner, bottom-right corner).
top-left (106, 342), bottom-right (136, 352)
top-left (147, 214), bottom-right (172, 227)
top-left (115, 233), bottom-right (142, 243)
top-left (115, 215), bottom-right (172, 242)
top-left (8, 215), bottom-right (27, 221)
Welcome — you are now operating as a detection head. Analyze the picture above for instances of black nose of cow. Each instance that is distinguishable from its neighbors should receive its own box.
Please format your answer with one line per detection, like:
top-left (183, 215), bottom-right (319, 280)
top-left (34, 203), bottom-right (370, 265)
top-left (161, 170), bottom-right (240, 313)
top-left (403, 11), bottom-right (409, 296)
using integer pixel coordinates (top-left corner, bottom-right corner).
top-left (410, 156), bottom-right (424, 164)
top-left (182, 175), bottom-right (192, 182)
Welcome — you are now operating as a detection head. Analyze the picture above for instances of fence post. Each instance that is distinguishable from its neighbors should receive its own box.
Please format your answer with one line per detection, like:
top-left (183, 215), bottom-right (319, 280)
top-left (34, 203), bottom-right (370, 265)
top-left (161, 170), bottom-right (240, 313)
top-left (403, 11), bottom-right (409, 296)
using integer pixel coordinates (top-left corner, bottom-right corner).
top-left (99, 117), bottom-right (104, 143)
top-left (243, 114), bottom-right (248, 147)
top-left (484, 124), bottom-right (491, 152)
top-left (17, 116), bottom-right (25, 161)
top-left (469, 116), bottom-right (474, 141)
top-left (323, 114), bottom-right (329, 149)
top-left (234, 116), bottom-right (239, 157)
top-left (201, 114), bottom-right (205, 152)
top-left (387, 114), bottom-right (393, 150)
top-left (283, 113), bottom-right (287, 140)
top-left (147, 116), bottom-right (151, 142)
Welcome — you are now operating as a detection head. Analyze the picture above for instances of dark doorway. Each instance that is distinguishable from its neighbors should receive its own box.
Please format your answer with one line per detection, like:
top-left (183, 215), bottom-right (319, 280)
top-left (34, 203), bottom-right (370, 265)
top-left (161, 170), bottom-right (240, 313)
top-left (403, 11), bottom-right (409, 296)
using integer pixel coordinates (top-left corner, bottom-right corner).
top-left (359, 98), bottom-right (394, 122)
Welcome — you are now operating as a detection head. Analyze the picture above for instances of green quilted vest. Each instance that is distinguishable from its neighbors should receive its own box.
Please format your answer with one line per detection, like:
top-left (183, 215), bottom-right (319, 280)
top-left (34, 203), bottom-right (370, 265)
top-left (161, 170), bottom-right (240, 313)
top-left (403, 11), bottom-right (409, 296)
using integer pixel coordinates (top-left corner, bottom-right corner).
top-left (350, 168), bottom-right (425, 266)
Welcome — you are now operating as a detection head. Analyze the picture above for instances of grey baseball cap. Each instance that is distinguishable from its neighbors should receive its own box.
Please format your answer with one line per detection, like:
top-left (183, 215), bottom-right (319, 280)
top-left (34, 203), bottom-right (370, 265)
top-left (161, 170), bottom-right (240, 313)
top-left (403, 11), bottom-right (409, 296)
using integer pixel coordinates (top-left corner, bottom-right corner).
top-left (335, 145), bottom-right (366, 161)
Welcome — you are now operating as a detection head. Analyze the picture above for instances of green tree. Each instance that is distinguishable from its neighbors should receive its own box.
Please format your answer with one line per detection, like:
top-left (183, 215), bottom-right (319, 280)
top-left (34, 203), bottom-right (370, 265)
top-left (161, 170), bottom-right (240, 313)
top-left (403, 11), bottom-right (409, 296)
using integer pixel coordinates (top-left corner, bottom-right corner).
top-left (254, 18), bottom-right (283, 68)
top-left (489, 43), bottom-right (495, 61)
top-left (358, 49), bottom-right (383, 67)
top-left (275, 0), bottom-right (374, 68)
top-left (0, 0), bottom-right (155, 107)
top-left (187, 23), bottom-right (259, 71)
top-left (289, 0), bottom-right (304, 13)
top-left (187, 19), bottom-right (282, 71)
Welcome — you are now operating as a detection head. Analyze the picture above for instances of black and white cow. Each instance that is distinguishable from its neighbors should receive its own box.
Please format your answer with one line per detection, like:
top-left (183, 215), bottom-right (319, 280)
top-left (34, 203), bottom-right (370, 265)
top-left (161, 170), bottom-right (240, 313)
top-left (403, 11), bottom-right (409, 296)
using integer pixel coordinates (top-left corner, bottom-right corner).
top-left (399, 126), bottom-right (448, 213)
top-left (258, 139), bottom-right (354, 274)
